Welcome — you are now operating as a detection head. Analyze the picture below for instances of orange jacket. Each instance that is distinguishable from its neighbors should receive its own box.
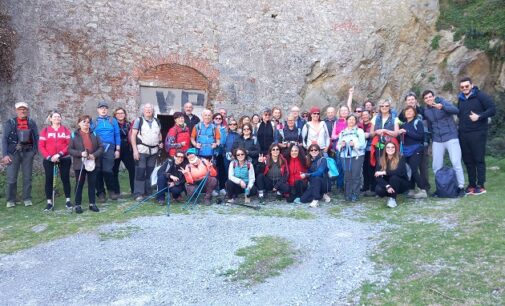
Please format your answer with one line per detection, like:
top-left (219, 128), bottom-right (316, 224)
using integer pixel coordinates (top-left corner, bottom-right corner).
top-left (183, 158), bottom-right (217, 184)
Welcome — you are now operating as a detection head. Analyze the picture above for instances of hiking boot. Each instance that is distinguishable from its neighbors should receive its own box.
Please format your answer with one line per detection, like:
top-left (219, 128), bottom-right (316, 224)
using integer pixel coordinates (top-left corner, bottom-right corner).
top-left (323, 194), bottom-right (331, 203)
top-left (6, 201), bottom-right (15, 208)
top-left (75, 205), bottom-right (83, 214)
top-left (109, 193), bottom-right (120, 200)
top-left (465, 186), bottom-right (475, 195)
top-left (386, 197), bottom-right (397, 208)
top-left (413, 189), bottom-right (427, 199)
top-left (473, 186), bottom-right (487, 195)
top-left (44, 204), bottom-right (54, 211)
top-left (24, 200), bottom-right (33, 207)
top-left (309, 200), bottom-right (319, 208)
top-left (407, 189), bottom-right (416, 198)
top-left (89, 204), bottom-right (99, 212)
top-left (97, 193), bottom-right (106, 203)
top-left (66, 201), bottom-right (73, 210)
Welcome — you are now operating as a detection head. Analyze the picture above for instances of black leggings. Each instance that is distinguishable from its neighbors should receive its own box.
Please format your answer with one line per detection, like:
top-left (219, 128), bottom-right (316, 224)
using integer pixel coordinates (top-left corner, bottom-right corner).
top-left (74, 169), bottom-right (97, 205)
top-left (225, 180), bottom-right (258, 198)
top-left (43, 158), bottom-right (71, 200)
top-left (362, 151), bottom-right (375, 192)
top-left (405, 151), bottom-right (429, 190)
top-left (375, 176), bottom-right (410, 199)
top-left (111, 147), bottom-right (135, 194)
top-left (256, 173), bottom-right (289, 194)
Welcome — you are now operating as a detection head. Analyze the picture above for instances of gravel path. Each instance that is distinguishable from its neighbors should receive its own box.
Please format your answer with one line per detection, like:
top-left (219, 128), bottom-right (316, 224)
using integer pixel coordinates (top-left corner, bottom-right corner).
top-left (0, 205), bottom-right (388, 305)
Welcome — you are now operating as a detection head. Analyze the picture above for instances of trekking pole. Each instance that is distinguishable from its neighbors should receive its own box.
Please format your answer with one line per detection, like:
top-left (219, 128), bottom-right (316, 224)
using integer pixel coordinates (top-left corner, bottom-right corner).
top-left (75, 157), bottom-right (85, 194)
top-left (183, 172), bottom-right (209, 210)
top-left (165, 188), bottom-right (171, 216)
top-left (52, 163), bottom-right (59, 210)
top-left (124, 187), bottom-right (168, 213)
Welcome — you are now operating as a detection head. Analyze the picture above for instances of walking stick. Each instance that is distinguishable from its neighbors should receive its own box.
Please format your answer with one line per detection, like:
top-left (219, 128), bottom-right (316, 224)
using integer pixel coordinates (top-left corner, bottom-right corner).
top-left (52, 163), bottom-right (59, 210)
top-left (124, 187), bottom-right (168, 213)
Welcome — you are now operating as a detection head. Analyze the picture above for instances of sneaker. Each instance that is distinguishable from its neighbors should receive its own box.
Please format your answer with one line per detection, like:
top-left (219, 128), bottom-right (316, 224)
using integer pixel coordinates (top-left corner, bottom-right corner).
top-left (473, 186), bottom-right (487, 195)
top-left (24, 200), bottom-right (33, 207)
top-left (65, 201), bottom-right (73, 209)
top-left (219, 189), bottom-right (227, 196)
top-left (135, 195), bottom-right (144, 202)
top-left (75, 205), bottom-right (83, 214)
top-left (413, 189), bottom-right (428, 199)
top-left (386, 197), bottom-right (397, 208)
top-left (97, 193), bottom-right (106, 203)
top-left (323, 194), bottom-right (331, 203)
top-left (226, 198), bottom-right (235, 204)
top-left (465, 186), bottom-right (475, 195)
top-left (44, 204), bottom-right (54, 211)
top-left (89, 204), bottom-right (99, 212)
top-left (212, 190), bottom-right (219, 197)
top-left (276, 191), bottom-right (282, 200)
top-left (309, 200), bottom-right (319, 208)
top-left (407, 189), bottom-right (416, 198)
top-left (6, 201), bottom-right (15, 208)
top-left (109, 193), bottom-right (120, 200)
top-left (293, 197), bottom-right (302, 204)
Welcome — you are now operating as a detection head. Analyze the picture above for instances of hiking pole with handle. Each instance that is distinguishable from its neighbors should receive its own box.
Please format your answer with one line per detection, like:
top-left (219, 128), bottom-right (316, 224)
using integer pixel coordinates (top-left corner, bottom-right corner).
top-left (52, 163), bottom-right (59, 210)
top-left (124, 187), bottom-right (168, 213)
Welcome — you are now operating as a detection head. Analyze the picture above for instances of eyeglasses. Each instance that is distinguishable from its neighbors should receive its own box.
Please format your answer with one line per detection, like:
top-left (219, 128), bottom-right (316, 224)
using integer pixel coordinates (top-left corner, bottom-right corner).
top-left (236, 153), bottom-right (245, 156)
top-left (355, 109), bottom-right (363, 113)
top-left (312, 113), bottom-right (320, 115)
top-left (310, 149), bottom-right (319, 152)
top-left (214, 117), bottom-right (222, 120)
top-left (175, 155), bottom-right (185, 158)
top-left (271, 148), bottom-right (280, 151)
top-left (460, 84), bottom-right (471, 89)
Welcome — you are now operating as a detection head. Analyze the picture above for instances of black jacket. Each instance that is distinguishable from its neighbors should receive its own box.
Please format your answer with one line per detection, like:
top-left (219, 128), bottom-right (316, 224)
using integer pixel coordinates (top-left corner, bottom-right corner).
top-left (232, 136), bottom-right (260, 163)
top-left (376, 156), bottom-right (409, 186)
top-left (184, 114), bottom-right (200, 134)
top-left (457, 86), bottom-right (496, 133)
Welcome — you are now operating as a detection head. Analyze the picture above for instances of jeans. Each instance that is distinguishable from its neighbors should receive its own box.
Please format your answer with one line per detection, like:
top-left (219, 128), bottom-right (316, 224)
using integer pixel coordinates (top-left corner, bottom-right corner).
top-left (432, 139), bottom-right (465, 188)
top-left (301, 176), bottom-right (329, 203)
top-left (43, 158), bottom-right (71, 200)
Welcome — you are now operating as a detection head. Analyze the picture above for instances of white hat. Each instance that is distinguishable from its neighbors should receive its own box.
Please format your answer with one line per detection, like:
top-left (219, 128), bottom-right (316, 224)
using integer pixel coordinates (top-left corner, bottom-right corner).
top-left (15, 102), bottom-right (29, 109)
top-left (83, 159), bottom-right (96, 172)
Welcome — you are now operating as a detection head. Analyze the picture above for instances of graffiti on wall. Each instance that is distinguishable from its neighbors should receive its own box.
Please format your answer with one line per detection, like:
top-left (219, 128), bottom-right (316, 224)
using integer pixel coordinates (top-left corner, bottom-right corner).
top-left (140, 87), bottom-right (207, 114)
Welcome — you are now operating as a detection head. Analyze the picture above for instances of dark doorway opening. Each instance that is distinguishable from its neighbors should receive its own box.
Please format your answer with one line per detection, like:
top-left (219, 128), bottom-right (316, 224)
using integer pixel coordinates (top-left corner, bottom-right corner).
top-left (158, 114), bottom-right (175, 159)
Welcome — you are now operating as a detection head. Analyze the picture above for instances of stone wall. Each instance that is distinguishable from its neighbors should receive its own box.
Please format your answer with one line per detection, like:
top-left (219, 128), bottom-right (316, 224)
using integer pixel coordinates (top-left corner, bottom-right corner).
top-left (0, 0), bottom-right (441, 125)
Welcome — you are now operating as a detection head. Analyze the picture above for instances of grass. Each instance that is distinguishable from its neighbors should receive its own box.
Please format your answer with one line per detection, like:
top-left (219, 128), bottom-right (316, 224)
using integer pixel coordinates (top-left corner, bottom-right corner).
top-left (356, 157), bottom-right (505, 305)
top-left (223, 235), bottom-right (297, 285)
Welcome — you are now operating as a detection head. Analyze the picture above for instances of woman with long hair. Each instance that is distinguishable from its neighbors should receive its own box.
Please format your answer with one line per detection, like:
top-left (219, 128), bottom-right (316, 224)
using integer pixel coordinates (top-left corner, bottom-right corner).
top-left (232, 122), bottom-right (260, 165)
top-left (225, 148), bottom-right (258, 203)
top-left (370, 99), bottom-right (400, 169)
top-left (374, 141), bottom-right (409, 208)
top-left (68, 115), bottom-right (104, 213)
top-left (237, 115), bottom-right (251, 135)
top-left (286, 144), bottom-right (308, 203)
top-left (38, 111), bottom-right (72, 211)
top-left (213, 112), bottom-right (228, 195)
top-left (299, 144), bottom-right (331, 207)
top-left (111, 107), bottom-right (135, 197)
top-left (256, 143), bottom-right (289, 203)
top-left (399, 106), bottom-right (428, 199)
top-left (272, 106), bottom-right (284, 131)
top-left (251, 114), bottom-right (260, 136)
top-left (336, 113), bottom-right (366, 201)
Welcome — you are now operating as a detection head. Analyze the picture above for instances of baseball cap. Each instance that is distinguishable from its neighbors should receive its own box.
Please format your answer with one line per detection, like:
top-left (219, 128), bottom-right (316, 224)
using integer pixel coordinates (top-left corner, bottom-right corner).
top-left (186, 148), bottom-right (198, 156)
top-left (97, 101), bottom-right (109, 108)
top-left (15, 102), bottom-right (29, 109)
top-left (310, 107), bottom-right (321, 114)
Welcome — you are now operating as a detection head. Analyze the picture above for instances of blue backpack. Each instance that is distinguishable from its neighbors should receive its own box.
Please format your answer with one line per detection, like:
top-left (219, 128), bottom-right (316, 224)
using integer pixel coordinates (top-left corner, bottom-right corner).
top-left (434, 166), bottom-right (459, 198)
top-left (325, 157), bottom-right (339, 178)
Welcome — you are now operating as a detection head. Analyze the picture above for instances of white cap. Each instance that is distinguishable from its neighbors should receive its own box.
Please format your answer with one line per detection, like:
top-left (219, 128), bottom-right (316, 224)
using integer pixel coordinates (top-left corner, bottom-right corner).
top-left (15, 102), bottom-right (29, 109)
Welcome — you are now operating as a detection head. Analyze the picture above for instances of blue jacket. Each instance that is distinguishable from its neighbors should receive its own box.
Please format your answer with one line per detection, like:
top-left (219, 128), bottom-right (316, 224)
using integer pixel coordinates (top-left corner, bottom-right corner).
top-left (91, 116), bottom-right (120, 147)
top-left (307, 156), bottom-right (327, 178)
top-left (423, 97), bottom-right (459, 142)
top-left (457, 86), bottom-right (496, 133)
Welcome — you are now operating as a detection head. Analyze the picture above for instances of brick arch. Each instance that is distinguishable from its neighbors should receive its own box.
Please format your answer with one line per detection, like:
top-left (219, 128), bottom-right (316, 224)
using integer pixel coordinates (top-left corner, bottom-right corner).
top-left (138, 63), bottom-right (210, 92)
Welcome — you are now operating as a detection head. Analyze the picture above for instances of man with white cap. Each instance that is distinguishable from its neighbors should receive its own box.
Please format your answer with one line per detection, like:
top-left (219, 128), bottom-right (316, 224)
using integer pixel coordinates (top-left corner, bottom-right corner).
top-left (2, 102), bottom-right (39, 208)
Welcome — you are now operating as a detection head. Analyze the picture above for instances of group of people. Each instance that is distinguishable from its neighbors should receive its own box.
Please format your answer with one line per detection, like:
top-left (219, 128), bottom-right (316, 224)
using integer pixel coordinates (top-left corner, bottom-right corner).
top-left (2, 76), bottom-right (495, 211)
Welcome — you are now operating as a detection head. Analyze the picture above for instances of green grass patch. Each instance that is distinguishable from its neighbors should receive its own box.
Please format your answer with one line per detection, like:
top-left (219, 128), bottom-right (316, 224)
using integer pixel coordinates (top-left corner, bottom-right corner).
top-left (431, 34), bottom-right (441, 50)
top-left (223, 236), bottom-right (297, 285)
top-left (358, 158), bottom-right (505, 304)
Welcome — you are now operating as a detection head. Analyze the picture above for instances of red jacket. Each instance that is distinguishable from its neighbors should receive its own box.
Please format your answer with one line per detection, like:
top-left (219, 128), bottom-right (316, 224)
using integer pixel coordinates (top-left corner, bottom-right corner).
top-left (38, 125), bottom-right (71, 159)
top-left (288, 157), bottom-right (307, 186)
top-left (165, 124), bottom-right (191, 156)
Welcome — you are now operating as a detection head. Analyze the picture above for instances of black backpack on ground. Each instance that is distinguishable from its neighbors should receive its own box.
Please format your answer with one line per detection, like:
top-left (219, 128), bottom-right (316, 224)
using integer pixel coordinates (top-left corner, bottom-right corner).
top-left (434, 166), bottom-right (459, 198)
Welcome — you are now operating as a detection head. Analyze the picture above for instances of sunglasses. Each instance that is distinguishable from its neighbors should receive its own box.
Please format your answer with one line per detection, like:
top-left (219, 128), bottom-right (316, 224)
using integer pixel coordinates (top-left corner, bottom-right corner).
top-left (310, 149), bottom-right (319, 152)
top-left (229, 123), bottom-right (237, 126)
top-left (236, 153), bottom-right (245, 156)
top-left (355, 110), bottom-right (363, 113)
top-left (271, 148), bottom-right (280, 151)
top-left (312, 113), bottom-right (320, 115)
top-left (214, 117), bottom-right (222, 120)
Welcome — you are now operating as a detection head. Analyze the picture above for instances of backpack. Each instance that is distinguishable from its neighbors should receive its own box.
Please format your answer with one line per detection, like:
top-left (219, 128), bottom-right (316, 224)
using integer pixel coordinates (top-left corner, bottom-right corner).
top-left (434, 166), bottom-right (459, 198)
top-left (325, 157), bottom-right (339, 178)
top-left (128, 116), bottom-right (161, 146)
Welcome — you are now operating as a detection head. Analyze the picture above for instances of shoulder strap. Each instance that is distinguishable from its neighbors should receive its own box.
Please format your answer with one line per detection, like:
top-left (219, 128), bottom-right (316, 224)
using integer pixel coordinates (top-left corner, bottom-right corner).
top-left (137, 117), bottom-right (143, 134)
